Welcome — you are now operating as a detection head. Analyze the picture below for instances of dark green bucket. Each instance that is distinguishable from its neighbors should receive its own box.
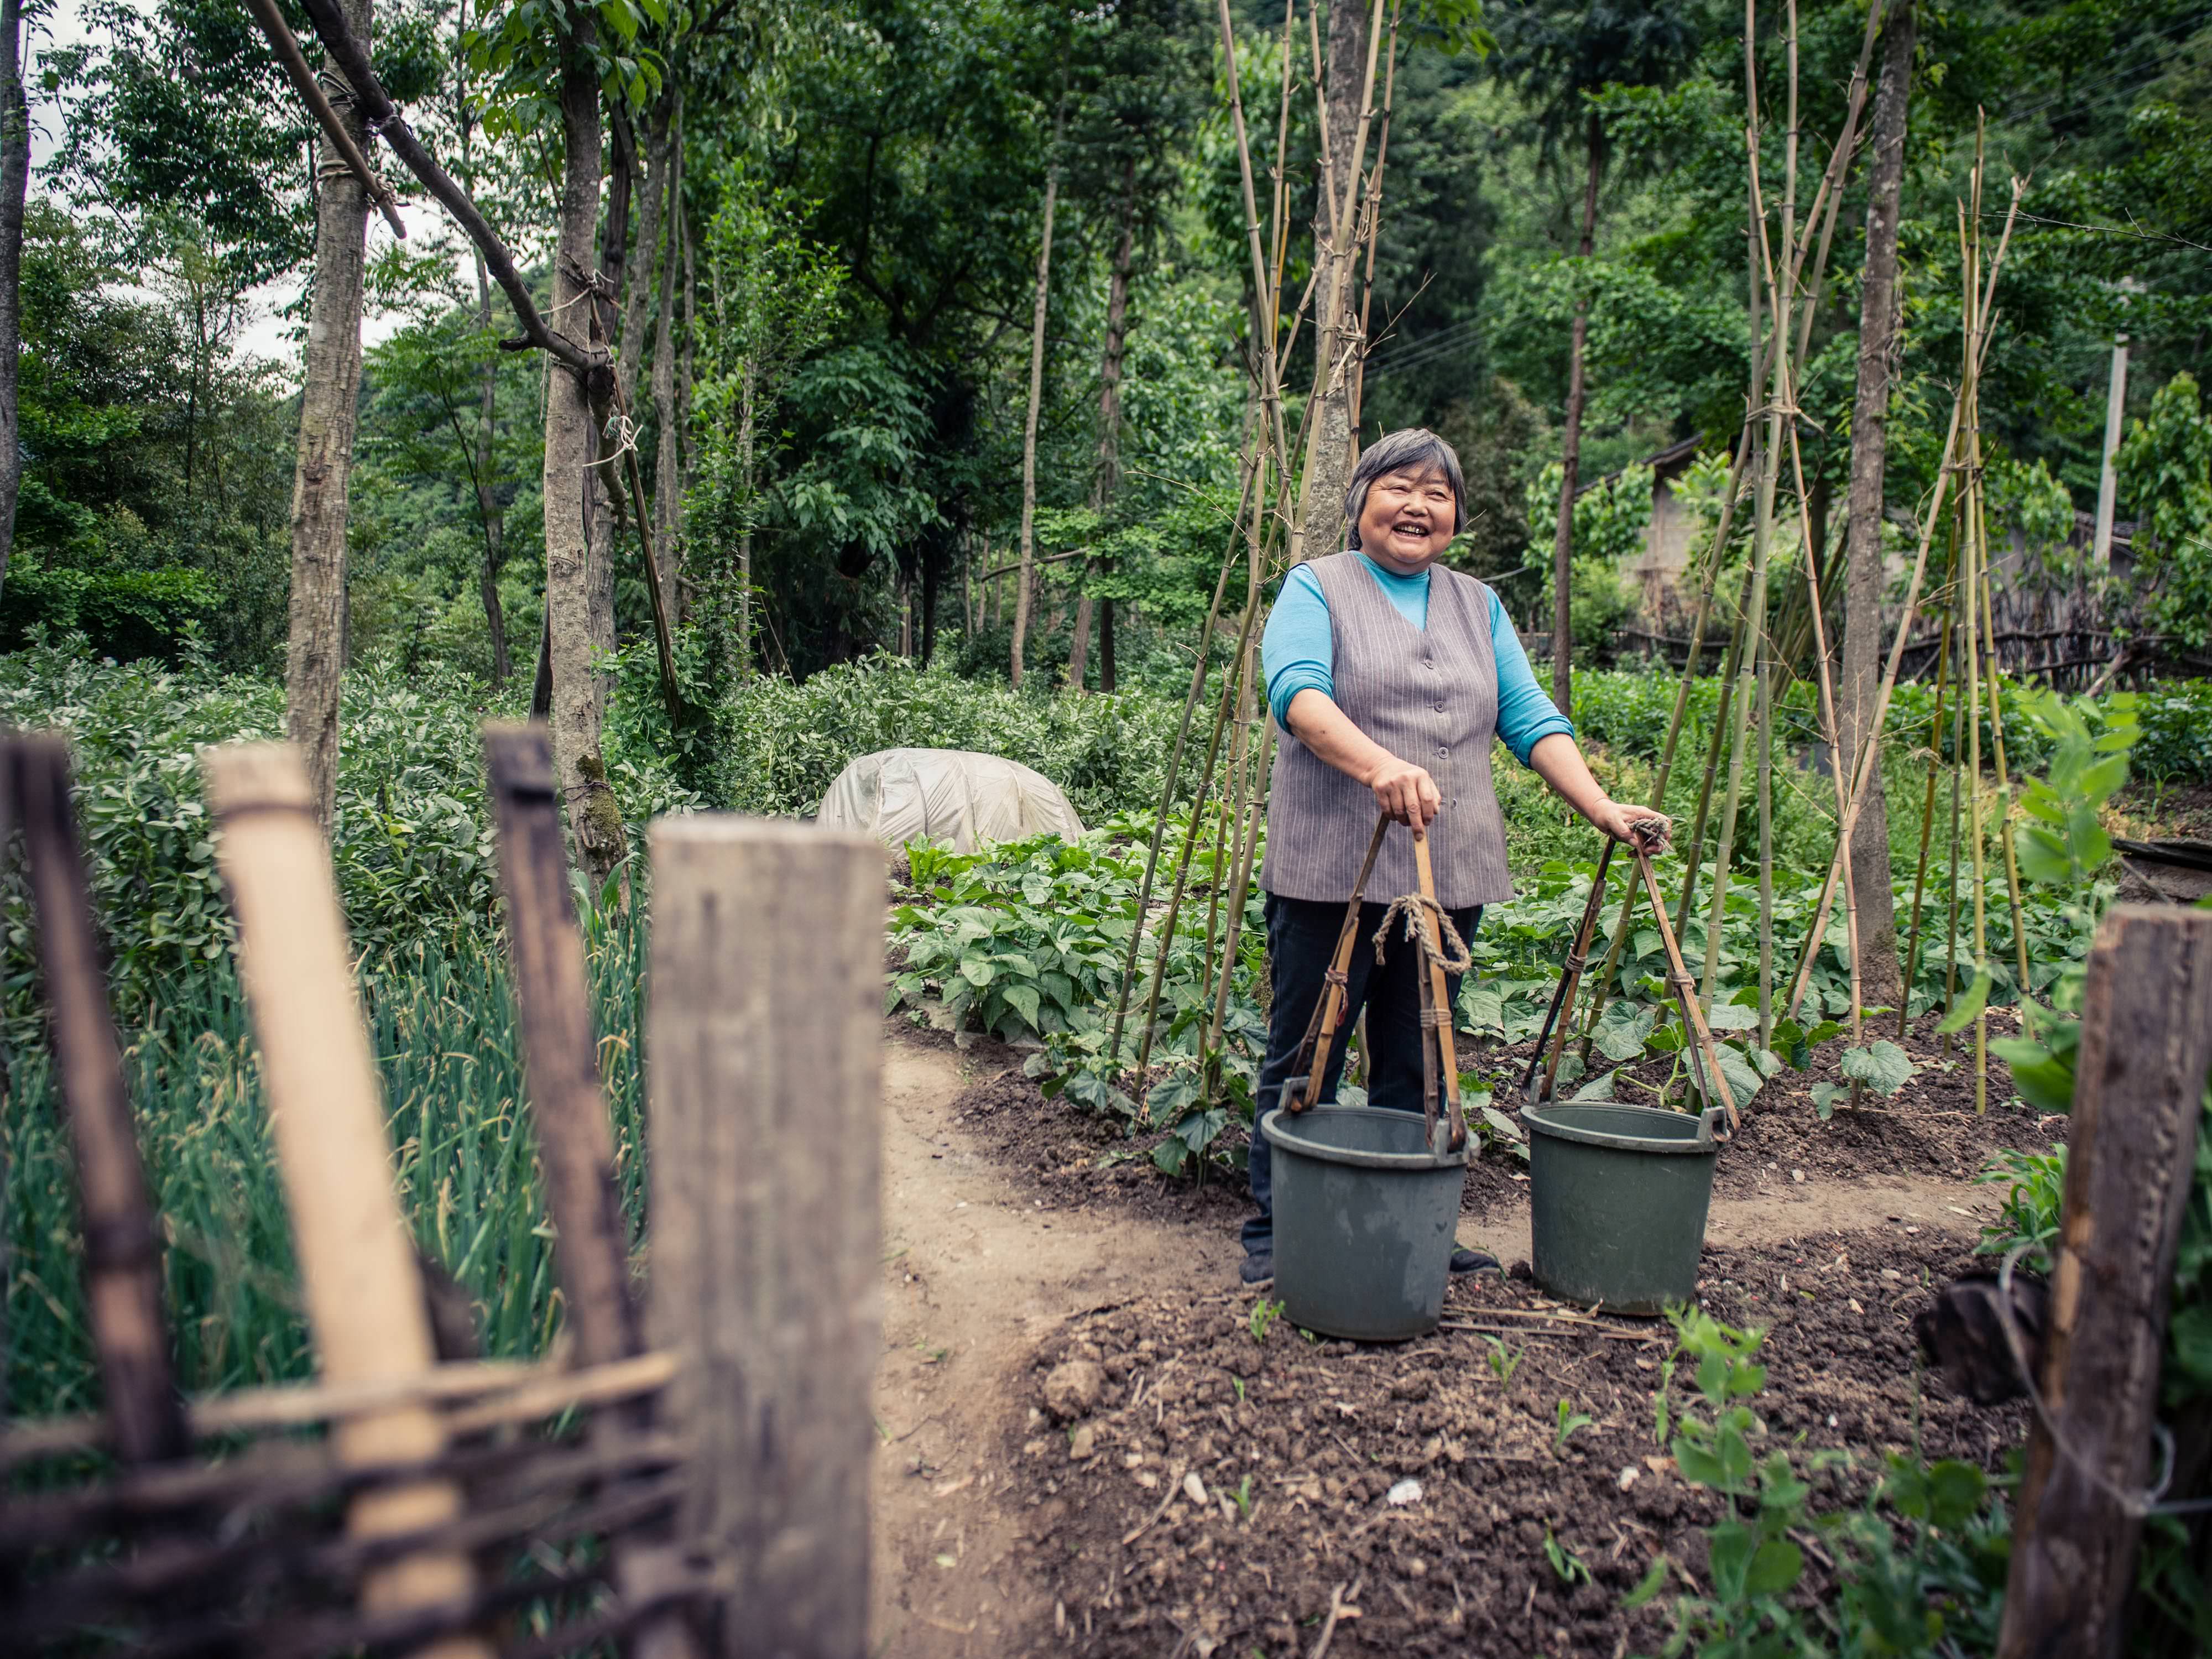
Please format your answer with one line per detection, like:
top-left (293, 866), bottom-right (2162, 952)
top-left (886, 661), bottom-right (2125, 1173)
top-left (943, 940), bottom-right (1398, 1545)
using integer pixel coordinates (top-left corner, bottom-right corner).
top-left (1259, 1105), bottom-right (1467, 1342)
top-left (1519, 1099), bottom-right (1726, 1314)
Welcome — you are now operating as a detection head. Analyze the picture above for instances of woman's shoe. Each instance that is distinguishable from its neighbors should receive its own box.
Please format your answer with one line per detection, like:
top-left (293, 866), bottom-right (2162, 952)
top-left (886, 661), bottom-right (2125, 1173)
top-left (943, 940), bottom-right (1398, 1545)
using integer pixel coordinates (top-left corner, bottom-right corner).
top-left (1239, 1249), bottom-right (1275, 1286)
top-left (1449, 1246), bottom-right (1501, 1275)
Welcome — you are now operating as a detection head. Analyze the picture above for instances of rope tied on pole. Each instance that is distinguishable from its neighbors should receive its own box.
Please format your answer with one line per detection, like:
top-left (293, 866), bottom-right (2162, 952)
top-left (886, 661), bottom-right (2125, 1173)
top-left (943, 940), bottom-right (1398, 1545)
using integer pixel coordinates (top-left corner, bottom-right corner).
top-left (1370, 893), bottom-right (1472, 977)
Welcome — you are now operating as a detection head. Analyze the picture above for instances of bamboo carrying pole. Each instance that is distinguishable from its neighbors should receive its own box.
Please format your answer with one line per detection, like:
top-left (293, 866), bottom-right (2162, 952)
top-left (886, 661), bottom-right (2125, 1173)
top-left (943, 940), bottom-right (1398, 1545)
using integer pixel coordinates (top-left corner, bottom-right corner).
top-left (11, 736), bottom-right (190, 1468)
top-left (202, 744), bottom-right (489, 1656)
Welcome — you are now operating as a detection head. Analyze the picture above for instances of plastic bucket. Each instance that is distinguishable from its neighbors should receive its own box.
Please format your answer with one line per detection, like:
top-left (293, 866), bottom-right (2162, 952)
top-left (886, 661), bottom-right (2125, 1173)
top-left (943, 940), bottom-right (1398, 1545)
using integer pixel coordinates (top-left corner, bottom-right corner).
top-left (1259, 1105), bottom-right (1468, 1341)
top-left (1520, 1099), bottom-right (1725, 1314)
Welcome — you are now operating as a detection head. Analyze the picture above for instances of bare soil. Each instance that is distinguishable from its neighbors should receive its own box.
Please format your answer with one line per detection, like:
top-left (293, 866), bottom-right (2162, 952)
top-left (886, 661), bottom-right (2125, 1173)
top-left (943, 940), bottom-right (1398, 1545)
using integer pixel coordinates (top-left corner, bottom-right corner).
top-left (1005, 1229), bottom-right (2026, 1659)
top-left (872, 1014), bottom-right (2047, 1658)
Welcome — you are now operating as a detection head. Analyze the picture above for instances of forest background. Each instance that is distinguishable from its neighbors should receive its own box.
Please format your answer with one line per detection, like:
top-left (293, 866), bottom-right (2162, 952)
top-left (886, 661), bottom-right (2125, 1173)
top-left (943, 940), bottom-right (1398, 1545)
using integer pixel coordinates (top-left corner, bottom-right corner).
top-left (17, 0), bottom-right (2212, 718)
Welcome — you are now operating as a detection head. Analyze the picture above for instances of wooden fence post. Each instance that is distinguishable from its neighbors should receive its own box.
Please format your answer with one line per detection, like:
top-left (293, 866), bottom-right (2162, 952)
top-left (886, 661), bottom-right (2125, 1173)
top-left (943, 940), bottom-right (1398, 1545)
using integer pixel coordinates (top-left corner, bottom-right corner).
top-left (484, 724), bottom-right (645, 1373)
top-left (646, 818), bottom-right (883, 1659)
top-left (202, 744), bottom-right (491, 1657)
top-left (9, 735), bottom-right (189, 1465)
top-left (486, 723), bottom-right (702, 1659)
top-left (1996, 905), bottom-right (2212, 1659)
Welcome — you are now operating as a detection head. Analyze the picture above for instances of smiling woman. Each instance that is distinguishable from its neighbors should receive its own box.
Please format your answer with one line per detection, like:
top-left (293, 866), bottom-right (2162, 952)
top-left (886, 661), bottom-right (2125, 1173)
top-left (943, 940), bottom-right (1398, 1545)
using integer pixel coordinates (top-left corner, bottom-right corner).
top-left (1237, 427), bottom-right (1671, 1287)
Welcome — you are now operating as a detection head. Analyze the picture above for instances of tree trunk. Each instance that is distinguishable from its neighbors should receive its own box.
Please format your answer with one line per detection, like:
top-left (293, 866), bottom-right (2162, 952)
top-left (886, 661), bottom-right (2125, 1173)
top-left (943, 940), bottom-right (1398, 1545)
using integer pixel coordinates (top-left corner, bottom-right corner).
top-left (1548, 111), bottom-right (1602, 716)
top-left (1009, 111), bottom-right (1063, 691)
top-left (0, 0), bottom-right (29, 604)
top-left (616, 90), bottom-right (673, 417)
top-left (283, 0), bottom-right (374, 829)
top-left (472, 249), bottom-right (510, 686)
top-left (544, 18), bottom-right (624, 889)
top-left (1840, 1), bottom-right (1916, 1006)
top-left (1068, 158), bottom-right (1140, 695)
top-left (650, 114), bottom-right (683, 607)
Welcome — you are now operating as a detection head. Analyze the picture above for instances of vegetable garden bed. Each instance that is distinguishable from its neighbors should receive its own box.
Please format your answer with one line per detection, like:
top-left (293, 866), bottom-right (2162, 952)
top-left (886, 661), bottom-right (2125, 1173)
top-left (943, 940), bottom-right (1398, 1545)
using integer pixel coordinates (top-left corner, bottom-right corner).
top-left (1005, 1229), bottom-right (2023, 1658)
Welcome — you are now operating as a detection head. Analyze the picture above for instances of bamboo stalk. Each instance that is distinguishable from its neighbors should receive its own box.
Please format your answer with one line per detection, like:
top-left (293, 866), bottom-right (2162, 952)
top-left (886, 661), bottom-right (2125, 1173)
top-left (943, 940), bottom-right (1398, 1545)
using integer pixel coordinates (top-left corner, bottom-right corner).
top-left (1976, 500), bottom-right (2033, 993)
top-left (1896, 559), bottom-right (1956, 1037)
top-left (1958, 189), bottom-right (1991, 1115)
top-left (1942, 607), bottom-right (1967, 1057)
top-left (1108, 446), bottom-right (1261, 1062)
top-left (1778, 166), bottom-right (2025, 1020)
top-left (202, 744), bottom-right (488, 1656)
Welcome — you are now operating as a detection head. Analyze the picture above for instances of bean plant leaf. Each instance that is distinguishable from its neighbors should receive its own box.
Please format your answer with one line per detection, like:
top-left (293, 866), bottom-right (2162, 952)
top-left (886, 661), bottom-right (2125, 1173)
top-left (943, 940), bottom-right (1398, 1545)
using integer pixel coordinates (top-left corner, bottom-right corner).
top-left (1572, 1068), bottom-right (1619, 1102)
top-left (1481, 1103), bottom-right (1526, 1144)
top-left (1744, 1537), bottom-right (1804, 1596)
top-left (1935, 969), bottom-right (1991, 1035)
top-left (1623, 1554), bottom-right (1670, 1609)
top-left (1593, 999), bottom-right (1658, 1061)
top-left (1001, 981), bottom-right (1041, 1031)
top-left (1704, 1000), bottom-right (1760, 1032)
top-left (1145, 1070), bottom-right (1201, 1122)
top-left (1709, 1043), bottom-right (1765, 1106)
top-left (1840, 1040), bottom-right (1915, 1095)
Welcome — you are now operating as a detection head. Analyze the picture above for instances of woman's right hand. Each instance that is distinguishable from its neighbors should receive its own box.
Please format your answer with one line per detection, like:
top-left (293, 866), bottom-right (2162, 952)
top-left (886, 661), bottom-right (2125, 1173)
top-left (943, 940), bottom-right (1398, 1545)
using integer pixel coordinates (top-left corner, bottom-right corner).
top-left (1365, 756), bottom-right (1442, 828)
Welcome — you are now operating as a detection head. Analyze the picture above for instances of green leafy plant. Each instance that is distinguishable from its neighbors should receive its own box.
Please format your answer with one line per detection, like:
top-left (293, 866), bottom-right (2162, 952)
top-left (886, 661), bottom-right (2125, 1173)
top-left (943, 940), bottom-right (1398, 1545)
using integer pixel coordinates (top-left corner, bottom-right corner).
top-left (1545, 1528), bottom-right (1591, 1585)
top-left (1231, 1473), bottom-right (1255, 1521)
top-left (1553, 1396), bottom-right (1595, 1455)
top-left (1485, 1335), bottom-right (1524, 1385)
top-left (1249, 1298), bottom-right (1283, 1344)
top-left (1974, 1145), bottom-right (2067, 1271)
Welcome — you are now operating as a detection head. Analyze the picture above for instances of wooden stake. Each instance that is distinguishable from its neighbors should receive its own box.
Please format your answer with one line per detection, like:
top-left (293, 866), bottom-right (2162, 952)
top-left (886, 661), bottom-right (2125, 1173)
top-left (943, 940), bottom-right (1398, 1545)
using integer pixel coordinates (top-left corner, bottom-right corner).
top-left (645, 817), bottom-right (881, 1659)
top-left (202, 743), bottom-right (487, 1654)
top-left (10, 736), bottom-right (189, 1467)
top-left (483, 726), bottom-right (644, 1374)
top-left (1995, 907), bottom-right (2212, 1659)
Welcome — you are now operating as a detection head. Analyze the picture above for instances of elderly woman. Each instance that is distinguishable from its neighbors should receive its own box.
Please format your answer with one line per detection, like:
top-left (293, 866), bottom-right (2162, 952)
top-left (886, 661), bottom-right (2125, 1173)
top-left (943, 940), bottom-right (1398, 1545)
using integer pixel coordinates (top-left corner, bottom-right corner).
top-left (1240, 427), bottom-right (1668, 1286)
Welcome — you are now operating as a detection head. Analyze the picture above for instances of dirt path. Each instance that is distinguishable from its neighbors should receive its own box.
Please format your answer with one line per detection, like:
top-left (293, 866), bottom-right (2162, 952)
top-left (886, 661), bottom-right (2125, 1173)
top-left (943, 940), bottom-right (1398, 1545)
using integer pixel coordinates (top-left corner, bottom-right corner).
top-left (870, 1039), bottom-right (1238, 1656)
top-left (868, 1037), bottom-right (2005, 1655)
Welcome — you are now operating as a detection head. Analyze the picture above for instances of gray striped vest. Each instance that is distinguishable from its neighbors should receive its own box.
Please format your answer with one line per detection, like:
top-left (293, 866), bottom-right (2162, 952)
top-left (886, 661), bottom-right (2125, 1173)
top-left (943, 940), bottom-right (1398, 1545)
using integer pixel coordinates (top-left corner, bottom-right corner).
top-left (1260, 552), bottom-right (1515, 909)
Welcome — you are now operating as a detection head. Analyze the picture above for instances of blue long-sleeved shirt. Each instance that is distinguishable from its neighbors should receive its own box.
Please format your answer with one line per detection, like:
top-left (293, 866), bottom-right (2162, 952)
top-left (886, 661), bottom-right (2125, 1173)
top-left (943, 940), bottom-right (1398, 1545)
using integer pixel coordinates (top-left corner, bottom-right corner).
top-left (1261, 554), bottom-right (1574, 766)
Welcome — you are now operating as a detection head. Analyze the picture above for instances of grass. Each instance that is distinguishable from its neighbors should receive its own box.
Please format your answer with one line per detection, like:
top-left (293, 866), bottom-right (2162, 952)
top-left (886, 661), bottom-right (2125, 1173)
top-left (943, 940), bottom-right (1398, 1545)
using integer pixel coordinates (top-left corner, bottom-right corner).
top-left (2, 908), bottom-right (648, 1421)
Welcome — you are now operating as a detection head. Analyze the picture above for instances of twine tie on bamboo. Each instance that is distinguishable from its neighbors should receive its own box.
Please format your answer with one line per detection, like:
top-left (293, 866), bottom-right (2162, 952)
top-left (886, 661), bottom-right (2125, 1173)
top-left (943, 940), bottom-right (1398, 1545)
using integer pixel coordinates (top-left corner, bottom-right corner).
top-left (1370, 893), bottom-right (1472, 976)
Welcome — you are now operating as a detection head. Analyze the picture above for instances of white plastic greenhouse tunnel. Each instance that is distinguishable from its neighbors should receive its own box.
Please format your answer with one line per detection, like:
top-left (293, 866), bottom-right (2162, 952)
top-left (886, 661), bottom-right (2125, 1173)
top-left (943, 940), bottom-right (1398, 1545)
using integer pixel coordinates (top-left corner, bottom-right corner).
top-left (813, 748), bottom-right (1085, 853)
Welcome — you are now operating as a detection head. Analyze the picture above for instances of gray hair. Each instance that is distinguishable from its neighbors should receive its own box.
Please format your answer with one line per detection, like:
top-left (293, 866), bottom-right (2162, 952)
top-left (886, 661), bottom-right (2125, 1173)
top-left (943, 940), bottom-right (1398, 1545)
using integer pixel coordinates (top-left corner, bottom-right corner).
top-left (1343, 427), bottom-right (1465, 550)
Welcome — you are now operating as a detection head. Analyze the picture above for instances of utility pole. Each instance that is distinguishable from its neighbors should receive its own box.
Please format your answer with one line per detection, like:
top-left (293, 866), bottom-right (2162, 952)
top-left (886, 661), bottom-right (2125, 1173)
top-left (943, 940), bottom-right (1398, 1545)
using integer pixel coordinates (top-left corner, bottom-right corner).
top-left (2093, 329), bottom-right (2129, 566)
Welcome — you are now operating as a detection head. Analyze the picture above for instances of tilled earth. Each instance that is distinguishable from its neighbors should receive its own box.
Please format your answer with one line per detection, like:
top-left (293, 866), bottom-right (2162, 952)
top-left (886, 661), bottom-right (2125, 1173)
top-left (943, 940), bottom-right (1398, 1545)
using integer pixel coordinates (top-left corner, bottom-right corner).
top-left (1005, 1230), bottom-right (2027, 1658)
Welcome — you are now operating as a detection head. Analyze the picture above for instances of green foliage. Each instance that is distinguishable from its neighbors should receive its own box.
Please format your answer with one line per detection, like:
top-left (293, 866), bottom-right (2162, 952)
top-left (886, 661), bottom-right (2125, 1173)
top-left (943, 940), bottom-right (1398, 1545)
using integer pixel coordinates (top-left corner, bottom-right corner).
top-left (1553, 1396), bottom-right (1595, 1455)
top-left (1248, 1297), bottom-right (1282, 1344)
top-left (1974, 1146), bottom-right (2067, 1272)
top-left (713, 654), bottom-right (1187, 824)
top-left (4, 910), bottom-right (651, 1418)
top-left (0, 640), bottom-right (700, 1034)
top-left (1634, 1306), bottom-right (2011, 1658)
top-left (2116, 372), bottom-right (2212, 651)
top-left (1484, 1335), bottom-right (1524, 1385)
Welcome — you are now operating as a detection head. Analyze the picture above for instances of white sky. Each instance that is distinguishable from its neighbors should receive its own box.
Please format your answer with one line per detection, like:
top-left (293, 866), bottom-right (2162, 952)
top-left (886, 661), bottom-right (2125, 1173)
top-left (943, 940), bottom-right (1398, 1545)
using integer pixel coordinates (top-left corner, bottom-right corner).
top-left (35, 0), bottom-right (417, 382)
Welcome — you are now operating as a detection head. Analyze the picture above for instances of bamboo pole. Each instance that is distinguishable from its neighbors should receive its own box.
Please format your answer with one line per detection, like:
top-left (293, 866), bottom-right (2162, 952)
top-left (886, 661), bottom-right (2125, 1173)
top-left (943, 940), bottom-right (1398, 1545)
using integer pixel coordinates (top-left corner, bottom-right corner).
top-left (1958, 193), bottom-right (1992, 1115)
top-left (1778, 169), bottom-right (2025, 1021)
top-left (1976, 497), bottom-right (2033, 993)
top-left (1108, 447), bottom-right (1261, 1063)
top-left (1896, 564), bottom-right (1956, 1037)
top-left (203, 743), bottom-right (488, 1655)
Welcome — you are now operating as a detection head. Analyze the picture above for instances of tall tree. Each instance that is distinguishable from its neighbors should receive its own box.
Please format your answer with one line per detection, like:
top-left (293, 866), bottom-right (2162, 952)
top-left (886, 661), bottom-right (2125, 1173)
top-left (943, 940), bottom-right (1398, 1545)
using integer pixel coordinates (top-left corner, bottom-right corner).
top-left (284, 0), bottom-right (374, 826)
top-left (455, 0), bottom-right (512, 687)
top-left (1840, 0), bottom-right (1916, 1005)
top-left (1496, 0), bottom-right (1701, 710)
top-left (0, 0), bottom-right (30, 602)
top-left (1009, 106), bottom-right (1063, 692)
top-left (542, 11), bottom-right (625, 888)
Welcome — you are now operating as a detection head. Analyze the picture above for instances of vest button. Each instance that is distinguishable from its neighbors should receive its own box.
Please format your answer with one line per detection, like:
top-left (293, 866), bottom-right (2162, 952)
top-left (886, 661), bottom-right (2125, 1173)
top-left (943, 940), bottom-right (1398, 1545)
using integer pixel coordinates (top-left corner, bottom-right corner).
top-left (1437, 746), bottom-right (1448, 757)
top-left (1434, 702), bottom-right (1446, 712)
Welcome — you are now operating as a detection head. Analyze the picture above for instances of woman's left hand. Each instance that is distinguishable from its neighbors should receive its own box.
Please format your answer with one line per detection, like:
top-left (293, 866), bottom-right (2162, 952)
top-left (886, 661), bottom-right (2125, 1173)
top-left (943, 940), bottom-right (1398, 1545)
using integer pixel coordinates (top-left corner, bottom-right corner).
top-left (1590, 798), bottom-right (1671, 852)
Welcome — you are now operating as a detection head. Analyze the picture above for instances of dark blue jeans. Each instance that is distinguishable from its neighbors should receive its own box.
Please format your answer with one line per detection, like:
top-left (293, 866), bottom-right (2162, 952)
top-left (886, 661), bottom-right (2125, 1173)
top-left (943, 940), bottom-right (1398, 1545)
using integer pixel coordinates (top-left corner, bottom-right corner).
top-left (1244, 891), bottom-right (1481, 1253)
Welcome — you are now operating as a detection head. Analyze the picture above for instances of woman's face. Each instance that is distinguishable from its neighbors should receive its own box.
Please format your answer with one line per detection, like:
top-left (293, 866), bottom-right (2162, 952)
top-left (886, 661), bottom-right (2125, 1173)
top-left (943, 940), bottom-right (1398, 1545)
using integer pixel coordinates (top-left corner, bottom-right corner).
top-left (1356, 466), bottom-right (1458, 572)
